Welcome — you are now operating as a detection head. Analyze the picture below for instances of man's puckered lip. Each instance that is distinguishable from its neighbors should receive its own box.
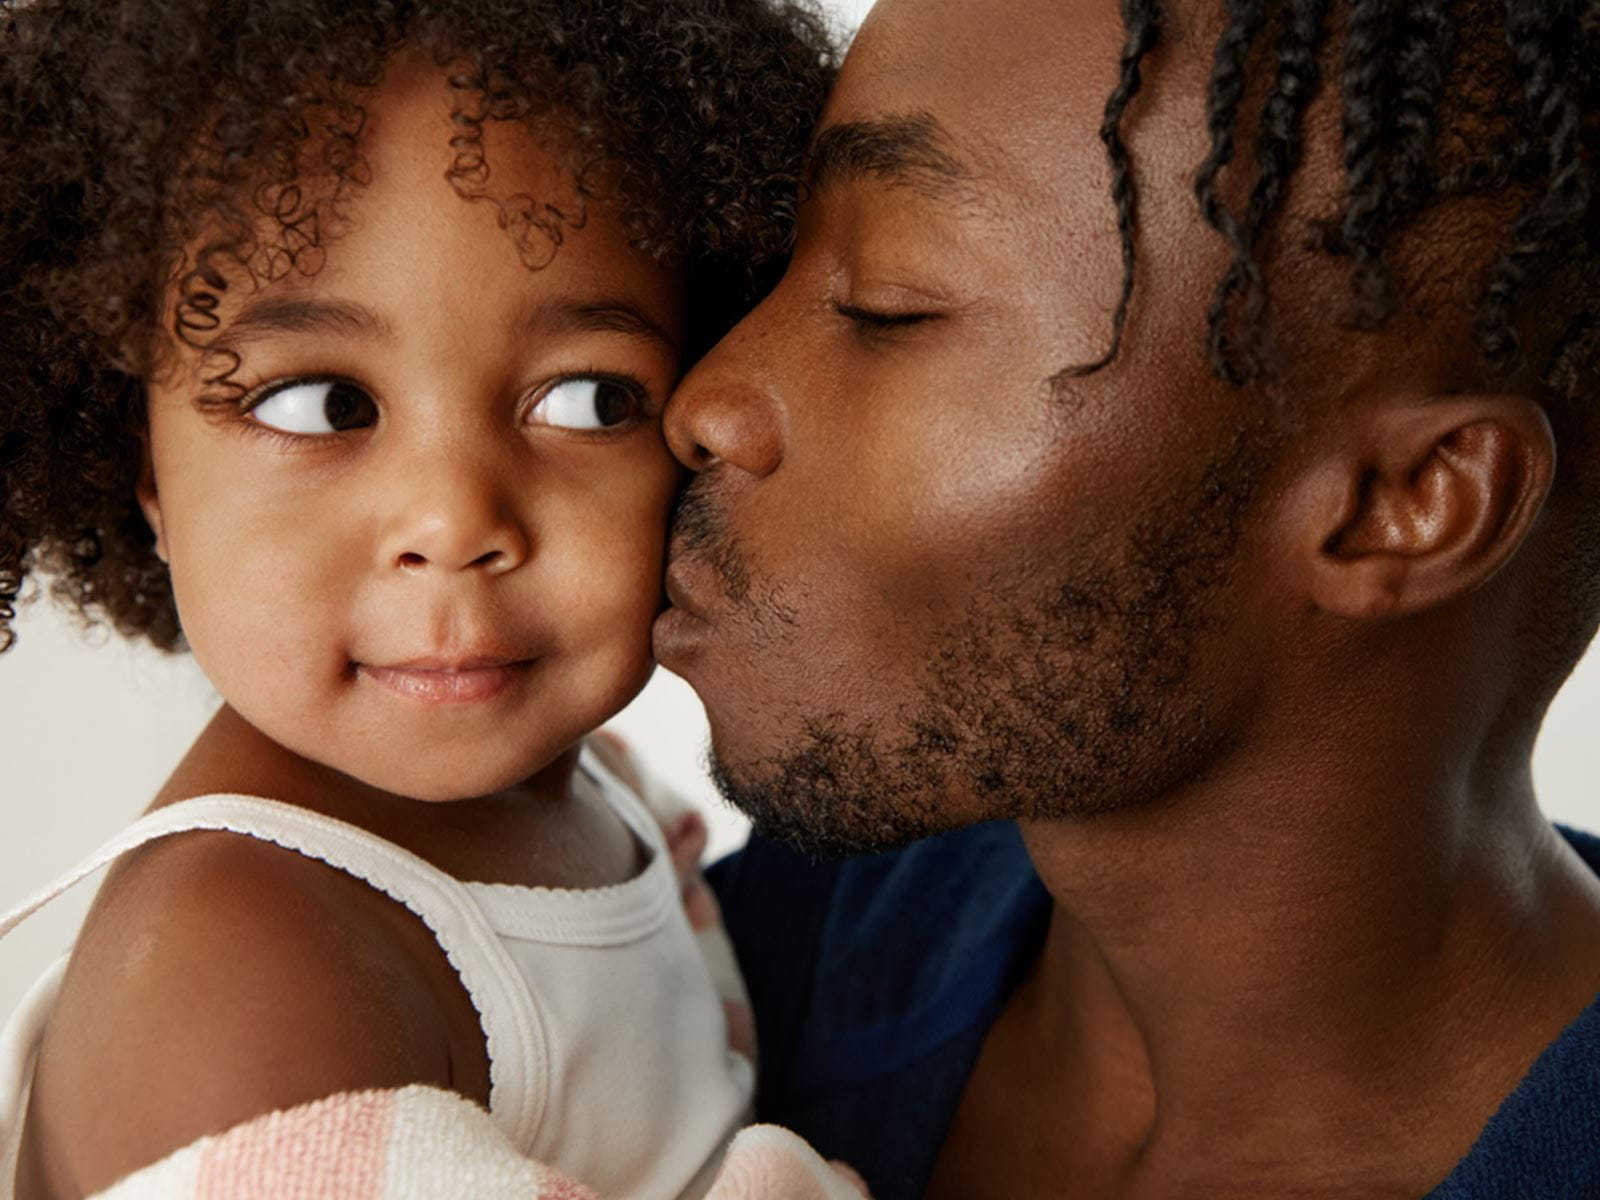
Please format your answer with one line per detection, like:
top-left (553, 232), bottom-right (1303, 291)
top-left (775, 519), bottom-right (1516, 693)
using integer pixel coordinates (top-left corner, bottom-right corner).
top-left (663, 558), bottom-right (715, 623)
top-left (654, 559), bottom-right (716, 668)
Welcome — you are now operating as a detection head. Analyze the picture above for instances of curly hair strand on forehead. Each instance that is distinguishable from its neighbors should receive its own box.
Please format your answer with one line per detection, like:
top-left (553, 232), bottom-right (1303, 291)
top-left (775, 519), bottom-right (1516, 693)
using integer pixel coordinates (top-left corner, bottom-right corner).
top-left (0, 0), bottom-right (838, 654)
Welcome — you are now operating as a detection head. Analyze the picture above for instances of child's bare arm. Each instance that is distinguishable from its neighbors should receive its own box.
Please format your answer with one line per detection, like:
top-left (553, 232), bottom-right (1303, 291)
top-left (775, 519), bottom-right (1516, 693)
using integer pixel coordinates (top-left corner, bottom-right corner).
top-left (20, 831), bottom-right (463, 1200)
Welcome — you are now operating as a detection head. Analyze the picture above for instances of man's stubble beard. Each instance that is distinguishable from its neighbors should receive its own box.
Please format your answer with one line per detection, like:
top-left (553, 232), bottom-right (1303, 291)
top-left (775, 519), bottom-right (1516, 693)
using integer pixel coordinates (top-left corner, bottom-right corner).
top-left (674, 430), bottom-right (1270, 858)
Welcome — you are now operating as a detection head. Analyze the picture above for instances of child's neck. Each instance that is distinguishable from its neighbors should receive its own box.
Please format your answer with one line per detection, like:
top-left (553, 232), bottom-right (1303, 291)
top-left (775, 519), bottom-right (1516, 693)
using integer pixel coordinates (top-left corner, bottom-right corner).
top-left (149, 704), bottom-right (647, 890)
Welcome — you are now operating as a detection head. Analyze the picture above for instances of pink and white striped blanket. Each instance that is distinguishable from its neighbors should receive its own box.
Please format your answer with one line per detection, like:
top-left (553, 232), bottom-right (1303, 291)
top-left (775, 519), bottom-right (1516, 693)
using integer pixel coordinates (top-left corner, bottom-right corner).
top-left (91, 1084), bottom-right (868, 1200)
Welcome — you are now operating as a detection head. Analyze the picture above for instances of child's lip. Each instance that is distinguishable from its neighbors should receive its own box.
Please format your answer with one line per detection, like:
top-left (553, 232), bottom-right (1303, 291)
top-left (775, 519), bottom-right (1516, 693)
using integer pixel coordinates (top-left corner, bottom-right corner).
top-left (355, 656), bottom-right (534, 703)
top-left (378, 653), bottom-right (526, 672)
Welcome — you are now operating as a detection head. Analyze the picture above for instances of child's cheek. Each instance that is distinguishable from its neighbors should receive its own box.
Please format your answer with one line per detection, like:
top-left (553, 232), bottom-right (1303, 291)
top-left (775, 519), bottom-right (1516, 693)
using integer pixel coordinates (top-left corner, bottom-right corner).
top-left (563, 449), bottom-right (676, 641)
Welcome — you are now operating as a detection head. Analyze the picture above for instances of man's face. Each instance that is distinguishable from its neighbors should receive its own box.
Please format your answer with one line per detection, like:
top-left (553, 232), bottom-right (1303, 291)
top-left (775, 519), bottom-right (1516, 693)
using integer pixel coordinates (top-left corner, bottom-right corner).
top-left (657, 0), bottom-right (1281, 853)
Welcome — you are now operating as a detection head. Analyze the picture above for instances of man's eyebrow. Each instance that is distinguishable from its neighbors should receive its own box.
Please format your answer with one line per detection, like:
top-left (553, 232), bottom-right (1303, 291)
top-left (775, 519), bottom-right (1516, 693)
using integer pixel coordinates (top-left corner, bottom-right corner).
top-left (520, 298), bottom-right (680, 355)
top-left (219, 296), bottom-right (395, 345)
top-left (805, 112), bottom-right (979, 202)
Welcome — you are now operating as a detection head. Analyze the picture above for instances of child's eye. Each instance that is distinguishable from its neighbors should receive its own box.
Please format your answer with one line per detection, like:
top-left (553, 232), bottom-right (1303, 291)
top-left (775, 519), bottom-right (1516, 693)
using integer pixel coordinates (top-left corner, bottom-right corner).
top-left (246, 378), bottom-right (378, 435)
top-left (527, 376), bottom-right (645, 430)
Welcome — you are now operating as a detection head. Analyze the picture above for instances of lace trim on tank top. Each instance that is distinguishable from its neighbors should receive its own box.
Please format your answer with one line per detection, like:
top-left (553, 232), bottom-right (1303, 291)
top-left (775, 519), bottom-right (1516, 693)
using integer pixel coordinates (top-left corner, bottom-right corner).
top-left (0, 744), bottom-right (665, 1154)
top-left (463, 757), bottom-right (676, 946)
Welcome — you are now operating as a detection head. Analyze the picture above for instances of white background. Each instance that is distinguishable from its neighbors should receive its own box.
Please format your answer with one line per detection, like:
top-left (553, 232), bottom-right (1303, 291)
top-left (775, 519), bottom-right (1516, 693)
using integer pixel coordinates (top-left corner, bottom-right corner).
top-left (4, 0), bottom-right (1597, 1019)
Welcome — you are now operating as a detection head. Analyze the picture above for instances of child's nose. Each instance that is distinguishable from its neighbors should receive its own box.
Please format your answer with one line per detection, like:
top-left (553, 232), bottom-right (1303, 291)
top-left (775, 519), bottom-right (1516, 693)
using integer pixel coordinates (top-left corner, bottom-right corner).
top-left (376, 450), bottom-right (530, 576)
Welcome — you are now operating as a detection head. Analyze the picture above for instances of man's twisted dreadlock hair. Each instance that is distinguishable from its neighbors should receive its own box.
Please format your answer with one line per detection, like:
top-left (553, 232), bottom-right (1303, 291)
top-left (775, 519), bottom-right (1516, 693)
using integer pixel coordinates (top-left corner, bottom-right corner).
top-left (1074, 0), bottom-right (1600, 689)
top-left (1084, 0), bottom-right (1598, 394)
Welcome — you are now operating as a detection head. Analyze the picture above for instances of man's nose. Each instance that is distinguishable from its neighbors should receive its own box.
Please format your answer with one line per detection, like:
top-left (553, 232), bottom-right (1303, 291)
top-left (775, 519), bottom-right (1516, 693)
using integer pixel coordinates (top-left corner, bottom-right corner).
top-left (664, 312), bottom-right (785, 478)
top-left (376, 445), bottom-right (531, 576)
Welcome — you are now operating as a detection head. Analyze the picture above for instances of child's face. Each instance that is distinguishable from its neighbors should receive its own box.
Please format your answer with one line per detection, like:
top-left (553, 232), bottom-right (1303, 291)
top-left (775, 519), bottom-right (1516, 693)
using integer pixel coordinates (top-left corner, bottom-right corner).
top-left (138, 62), bottom-right (683, 801)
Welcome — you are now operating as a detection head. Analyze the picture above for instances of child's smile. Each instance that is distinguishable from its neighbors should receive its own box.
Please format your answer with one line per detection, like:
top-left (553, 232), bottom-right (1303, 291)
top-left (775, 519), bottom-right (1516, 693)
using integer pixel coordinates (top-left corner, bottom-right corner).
top-left (355, 655), bottom-right (537, 705)
top-left (136, 57), bottom-right (684, 804)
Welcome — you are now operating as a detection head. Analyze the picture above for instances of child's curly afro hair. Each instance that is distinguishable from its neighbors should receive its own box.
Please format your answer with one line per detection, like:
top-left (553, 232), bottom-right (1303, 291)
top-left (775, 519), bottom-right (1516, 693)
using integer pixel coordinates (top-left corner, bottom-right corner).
top-left (0, 0), bottom-right (838, 653)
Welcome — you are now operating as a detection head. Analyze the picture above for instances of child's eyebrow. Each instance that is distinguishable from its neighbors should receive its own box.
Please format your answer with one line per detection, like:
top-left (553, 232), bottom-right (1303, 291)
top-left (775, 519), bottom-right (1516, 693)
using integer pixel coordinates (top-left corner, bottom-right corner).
top-left (219, 297), bottom-right (395, 346)
top-left (213, 295), bottom-right (678, 356)
top-left (522, 298), bottom-right (680, 356)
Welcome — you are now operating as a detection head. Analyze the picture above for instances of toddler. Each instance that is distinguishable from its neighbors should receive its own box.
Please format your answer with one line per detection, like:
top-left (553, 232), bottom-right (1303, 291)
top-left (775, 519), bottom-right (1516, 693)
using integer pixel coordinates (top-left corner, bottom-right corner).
top-left (0, 2), bottom-right (834, 1197)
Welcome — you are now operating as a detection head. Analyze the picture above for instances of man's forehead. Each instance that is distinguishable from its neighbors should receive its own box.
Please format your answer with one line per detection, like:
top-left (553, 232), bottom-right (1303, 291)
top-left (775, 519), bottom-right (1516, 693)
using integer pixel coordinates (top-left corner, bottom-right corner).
top-left (817, 0), bottom-right (1132, 211)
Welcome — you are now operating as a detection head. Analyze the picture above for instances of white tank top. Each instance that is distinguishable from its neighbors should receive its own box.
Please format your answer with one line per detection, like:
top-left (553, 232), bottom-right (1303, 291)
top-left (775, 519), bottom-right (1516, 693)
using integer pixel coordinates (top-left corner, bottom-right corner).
top-left (0, 747), bottom-right (753, 1199)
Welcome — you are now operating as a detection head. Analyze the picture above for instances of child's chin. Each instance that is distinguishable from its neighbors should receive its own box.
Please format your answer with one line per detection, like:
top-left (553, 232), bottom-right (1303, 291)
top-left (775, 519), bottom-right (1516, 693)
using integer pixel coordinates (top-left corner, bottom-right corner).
top-left (347, 752), bottom-right (553, 805)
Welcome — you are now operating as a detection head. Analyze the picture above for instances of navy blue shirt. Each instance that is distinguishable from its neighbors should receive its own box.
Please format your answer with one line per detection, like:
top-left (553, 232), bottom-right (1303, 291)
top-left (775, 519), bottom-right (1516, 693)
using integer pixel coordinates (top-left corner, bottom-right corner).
top-left (709, 821), bottom-right (1600, 1199)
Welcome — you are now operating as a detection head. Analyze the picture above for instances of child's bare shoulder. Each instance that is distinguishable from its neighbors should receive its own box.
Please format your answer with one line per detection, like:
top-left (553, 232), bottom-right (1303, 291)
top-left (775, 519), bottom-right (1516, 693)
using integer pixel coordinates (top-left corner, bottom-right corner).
top-left (24, 826), bottom-right (462, 1196)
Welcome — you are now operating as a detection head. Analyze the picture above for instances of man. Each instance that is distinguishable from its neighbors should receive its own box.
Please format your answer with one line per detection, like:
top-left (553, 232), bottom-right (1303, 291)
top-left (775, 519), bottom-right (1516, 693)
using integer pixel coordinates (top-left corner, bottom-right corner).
top-left (655, 0), bottom-right (1600, 1196)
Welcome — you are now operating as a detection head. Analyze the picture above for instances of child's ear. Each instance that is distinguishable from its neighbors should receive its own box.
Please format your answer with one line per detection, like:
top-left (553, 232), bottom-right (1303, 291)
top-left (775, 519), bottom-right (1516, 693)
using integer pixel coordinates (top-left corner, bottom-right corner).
top-left (136, 435), bottom-right (169, 564)
top-left (1301, 393), bottom-right (1554, 619)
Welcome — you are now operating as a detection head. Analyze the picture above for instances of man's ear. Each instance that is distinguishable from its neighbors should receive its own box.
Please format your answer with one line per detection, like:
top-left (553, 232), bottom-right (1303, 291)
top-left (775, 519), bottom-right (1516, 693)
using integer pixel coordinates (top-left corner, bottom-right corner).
top-left (1299, 394), bottom-right (1554, 620)
top-left (136, 435), bottom-right (169, 565)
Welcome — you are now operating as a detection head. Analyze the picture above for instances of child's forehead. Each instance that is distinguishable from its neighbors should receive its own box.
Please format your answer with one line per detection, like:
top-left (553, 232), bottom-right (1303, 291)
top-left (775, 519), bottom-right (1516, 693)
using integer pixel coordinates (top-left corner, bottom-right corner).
top-left (229, 54), bottom-right (599, 254)
top-left (161, 53), bottom-right (678, 355)
top-left (356, 54), bottom-right (592, 200)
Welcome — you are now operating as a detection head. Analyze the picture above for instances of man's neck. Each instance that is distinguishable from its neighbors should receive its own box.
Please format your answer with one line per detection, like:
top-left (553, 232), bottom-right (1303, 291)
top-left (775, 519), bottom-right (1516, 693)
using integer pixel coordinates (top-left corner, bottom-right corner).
top-left (952, 744), bottom-right (1600, 1198)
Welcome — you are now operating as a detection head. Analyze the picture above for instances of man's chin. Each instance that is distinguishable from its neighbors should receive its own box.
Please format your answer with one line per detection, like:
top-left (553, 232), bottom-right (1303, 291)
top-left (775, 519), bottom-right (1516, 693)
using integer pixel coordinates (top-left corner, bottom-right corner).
top-left (708, 748), bottom-right (955, 859)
